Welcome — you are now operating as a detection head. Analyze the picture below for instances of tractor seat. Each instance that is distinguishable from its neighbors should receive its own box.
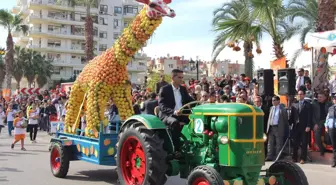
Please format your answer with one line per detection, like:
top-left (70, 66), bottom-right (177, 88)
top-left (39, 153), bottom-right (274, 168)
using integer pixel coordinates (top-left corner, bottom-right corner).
top-left (154, 106), bottom-right (159, 117)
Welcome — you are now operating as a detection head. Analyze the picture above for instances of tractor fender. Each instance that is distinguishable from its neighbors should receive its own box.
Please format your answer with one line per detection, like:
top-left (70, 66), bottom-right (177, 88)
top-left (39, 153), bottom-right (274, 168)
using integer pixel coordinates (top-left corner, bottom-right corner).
top-left (121, 114), bottom-right (175, 153)
top-left (122, 114), bottom-right (167, 130)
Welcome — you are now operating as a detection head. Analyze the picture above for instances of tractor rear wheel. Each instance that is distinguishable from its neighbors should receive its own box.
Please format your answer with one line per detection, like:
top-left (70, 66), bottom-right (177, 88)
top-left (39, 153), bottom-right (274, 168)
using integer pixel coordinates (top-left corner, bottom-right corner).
top-left (50, 142), bottom-right (69, 178)
top-left (116, 122), bottom-right (168, 185)
top-left (269, 160), bottom-right (308, 185)
top-left (187, 165), bottom-right (224, 185)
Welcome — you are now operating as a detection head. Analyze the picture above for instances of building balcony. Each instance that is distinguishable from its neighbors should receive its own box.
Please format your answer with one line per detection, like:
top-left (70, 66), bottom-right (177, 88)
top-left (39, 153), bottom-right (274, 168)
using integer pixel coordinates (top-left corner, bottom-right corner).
top-left (27, 44), bottom-right (85, 54)
top-left (27, 29), bottom-right (98, 41)
top-left (29, 14), bottom-right (99, 27)
top-left (123, 12), bottom-right (138, 20)
top-left (50, 59), bottom-right (86, 68)
top-left (29, 0), bottom-right (98, 14)
top-left (127, 64), bottom-right (147, 72)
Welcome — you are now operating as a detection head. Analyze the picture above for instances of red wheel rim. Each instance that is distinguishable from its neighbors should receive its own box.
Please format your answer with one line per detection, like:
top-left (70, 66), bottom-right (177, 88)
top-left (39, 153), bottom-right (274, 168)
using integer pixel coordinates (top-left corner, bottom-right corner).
top-left (51, 148), bottom-right (60, 172)
top-left (192, 177), bottom-right (210, 185)
top-left (120, 136), bottom-right (146, 185)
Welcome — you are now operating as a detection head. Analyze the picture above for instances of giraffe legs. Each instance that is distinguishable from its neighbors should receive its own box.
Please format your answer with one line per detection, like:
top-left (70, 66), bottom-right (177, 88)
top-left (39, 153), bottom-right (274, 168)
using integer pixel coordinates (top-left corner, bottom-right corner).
top-left (64, 82), bottom-right (86, 134)
top-left (111, 82), bottom-right (134, 121)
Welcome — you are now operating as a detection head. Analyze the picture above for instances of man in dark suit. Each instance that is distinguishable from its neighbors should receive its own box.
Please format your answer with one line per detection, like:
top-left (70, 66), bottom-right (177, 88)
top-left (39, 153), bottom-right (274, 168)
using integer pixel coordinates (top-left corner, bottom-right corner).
top-left (296, 68), bottom-right (310, 92)
top-left (141, 92), bottom-right (158, 115)
top-left (266, 96), bottom-right (289, 161)
top-left (290, 90), bottom-right (313, 164)
top-left (158, 69), bottom-right (194, 152)
top-left (156, 75), bottom-right (169, 94)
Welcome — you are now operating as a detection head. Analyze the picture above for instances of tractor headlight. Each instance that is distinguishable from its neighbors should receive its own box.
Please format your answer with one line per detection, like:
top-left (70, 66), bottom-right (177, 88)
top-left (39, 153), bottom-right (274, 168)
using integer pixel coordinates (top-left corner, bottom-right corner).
top-left (263, 133), bottom-right (267, 142)
top-left (220, 136), bottom-right (229, 144)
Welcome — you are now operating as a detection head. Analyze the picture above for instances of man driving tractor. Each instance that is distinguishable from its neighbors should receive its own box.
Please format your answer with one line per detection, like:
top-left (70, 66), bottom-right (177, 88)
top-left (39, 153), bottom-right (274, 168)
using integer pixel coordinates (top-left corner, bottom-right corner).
top-left (158, 69), bottom-right (194, 153)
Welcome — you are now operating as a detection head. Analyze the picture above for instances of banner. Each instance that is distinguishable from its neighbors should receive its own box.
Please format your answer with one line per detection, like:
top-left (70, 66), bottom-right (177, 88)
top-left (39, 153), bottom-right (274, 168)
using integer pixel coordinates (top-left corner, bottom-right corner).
top-left (306, 30), bottom-right (336, 48)
top-left (270, 57), bottom-right (287, 106)
top-left (2, 89), bottom-right (11, 102)
top-left (50, 121), bottom-right (64, 134)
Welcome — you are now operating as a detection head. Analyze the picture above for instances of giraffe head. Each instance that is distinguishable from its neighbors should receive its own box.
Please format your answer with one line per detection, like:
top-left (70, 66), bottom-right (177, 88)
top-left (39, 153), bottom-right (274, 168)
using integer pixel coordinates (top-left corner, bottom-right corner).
top-left (136, 0), bottom-right (176, 18)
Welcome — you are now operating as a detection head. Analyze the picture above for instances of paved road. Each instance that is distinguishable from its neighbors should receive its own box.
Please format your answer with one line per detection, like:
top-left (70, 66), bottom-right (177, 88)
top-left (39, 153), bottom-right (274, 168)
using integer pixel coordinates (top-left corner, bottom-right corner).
top-left (0, 132), bottom-right (335, 185)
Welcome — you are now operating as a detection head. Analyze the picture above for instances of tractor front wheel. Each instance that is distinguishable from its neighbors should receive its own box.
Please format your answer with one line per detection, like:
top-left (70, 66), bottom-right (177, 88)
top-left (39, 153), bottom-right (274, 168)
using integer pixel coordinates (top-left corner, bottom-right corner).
top-left (187, 166), bottom-right (224, 185)
top-left (116, 122), bottom-right (168, 185)
top-left (269, 160), bottom-right (308, 185)
top-left (50, 142), bottom-right (69, 178)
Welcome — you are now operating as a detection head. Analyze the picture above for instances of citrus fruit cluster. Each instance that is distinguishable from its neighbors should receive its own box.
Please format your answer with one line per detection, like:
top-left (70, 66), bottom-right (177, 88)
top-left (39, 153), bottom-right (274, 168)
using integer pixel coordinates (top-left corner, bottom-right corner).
top-left (64, 8), bottom-right (162, 137)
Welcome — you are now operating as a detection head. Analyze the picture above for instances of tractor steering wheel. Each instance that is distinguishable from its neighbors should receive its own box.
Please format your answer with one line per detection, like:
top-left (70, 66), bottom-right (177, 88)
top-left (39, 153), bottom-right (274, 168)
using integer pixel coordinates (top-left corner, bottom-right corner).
top-left (178, 101), bottom-right (202, 116)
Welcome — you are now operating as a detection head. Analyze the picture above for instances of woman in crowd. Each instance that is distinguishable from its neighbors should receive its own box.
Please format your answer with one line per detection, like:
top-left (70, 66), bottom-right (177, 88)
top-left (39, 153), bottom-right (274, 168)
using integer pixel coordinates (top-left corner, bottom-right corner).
top-left (6, 103), bottom-right (16, 136)
top-left (28, 103), bottom-right (39, 143)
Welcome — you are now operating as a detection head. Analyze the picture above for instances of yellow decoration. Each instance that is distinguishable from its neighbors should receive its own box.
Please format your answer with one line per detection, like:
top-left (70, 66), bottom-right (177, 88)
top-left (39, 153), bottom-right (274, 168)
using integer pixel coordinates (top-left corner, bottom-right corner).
top-left (233, 180), bottom-right (243, 185)
top-left (107, 147), bottom-right (115, 156)
top-left (82, 146), bottom-right (85, 153)
top-left (77, 144), bottom-right (81, 152)
top-left (257, 178), bottom-right (265, 185)
top-left (94, 150), bottom-right (98, 158)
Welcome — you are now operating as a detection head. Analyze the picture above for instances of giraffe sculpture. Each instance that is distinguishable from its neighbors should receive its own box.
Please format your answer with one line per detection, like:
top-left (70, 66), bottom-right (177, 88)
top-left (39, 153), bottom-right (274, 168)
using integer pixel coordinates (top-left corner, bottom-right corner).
top-left (63, 0), bottom-right (175, 137)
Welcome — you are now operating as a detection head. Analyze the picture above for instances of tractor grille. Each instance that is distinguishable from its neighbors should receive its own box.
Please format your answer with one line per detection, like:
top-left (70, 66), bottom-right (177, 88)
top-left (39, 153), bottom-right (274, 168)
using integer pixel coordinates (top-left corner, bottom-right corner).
top-left (232, 116), bottom-right (263, 140)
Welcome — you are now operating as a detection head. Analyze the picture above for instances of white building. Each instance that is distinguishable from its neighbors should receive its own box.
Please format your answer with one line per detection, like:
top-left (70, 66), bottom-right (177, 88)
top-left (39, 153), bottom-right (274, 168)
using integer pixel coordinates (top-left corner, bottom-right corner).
top-left (12, 0), bottom-right (147, 88)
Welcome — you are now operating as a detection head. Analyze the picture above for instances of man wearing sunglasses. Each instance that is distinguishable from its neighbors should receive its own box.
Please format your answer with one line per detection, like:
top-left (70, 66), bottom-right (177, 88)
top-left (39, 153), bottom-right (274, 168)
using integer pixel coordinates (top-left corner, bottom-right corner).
top-left (158, 69), bottom-right (194, 154)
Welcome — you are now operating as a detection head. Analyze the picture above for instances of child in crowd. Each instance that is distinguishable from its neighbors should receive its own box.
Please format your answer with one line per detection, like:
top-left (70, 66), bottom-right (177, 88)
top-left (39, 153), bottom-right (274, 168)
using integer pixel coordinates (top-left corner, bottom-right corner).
top-left (11, 110), bottom-right (27, 151)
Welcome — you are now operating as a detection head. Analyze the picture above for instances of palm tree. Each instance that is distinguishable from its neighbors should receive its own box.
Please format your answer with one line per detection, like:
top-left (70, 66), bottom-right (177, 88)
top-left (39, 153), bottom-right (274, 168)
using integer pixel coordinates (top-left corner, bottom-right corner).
top-left (250, 0), bottom-right (298, 59)
top-left (13, 46), bottom-right (26, 90)
top-left (23, 49), bottom-right (40, 88)
top-left (0, 9), bottom-right (28, 90)
top-left (36, 56), bottom-right (53, 88)
top-left (0, 55), bottom-right (6, 91)
top-left (286, 0), bottom-right (318, 67)
top-left (212, 0), bottom-right (263, 77)
top-left (70, 0), bottom-right (99, 62)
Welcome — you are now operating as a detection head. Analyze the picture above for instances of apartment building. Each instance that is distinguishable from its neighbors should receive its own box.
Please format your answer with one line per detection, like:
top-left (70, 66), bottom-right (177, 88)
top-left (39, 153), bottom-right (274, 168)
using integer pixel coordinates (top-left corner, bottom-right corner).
top-left (12, 0), bottom-right (147, 88)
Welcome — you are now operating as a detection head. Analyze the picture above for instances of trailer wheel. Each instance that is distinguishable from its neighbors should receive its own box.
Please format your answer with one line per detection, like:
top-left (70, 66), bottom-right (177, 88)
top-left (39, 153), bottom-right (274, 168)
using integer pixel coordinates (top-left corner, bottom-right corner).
top-left (50, 142), bottom-right (69, 178)
top-left (187, 165), bottom-right (224, 185)
top-left (269, 160), bottom-right (308, 185)
top-left (116, 122), bottom-right (168, 185)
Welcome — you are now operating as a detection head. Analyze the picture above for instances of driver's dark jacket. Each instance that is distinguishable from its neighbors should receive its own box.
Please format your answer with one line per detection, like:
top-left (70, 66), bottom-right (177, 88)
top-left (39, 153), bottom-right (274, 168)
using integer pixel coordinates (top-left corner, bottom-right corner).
top-left (158, 84), bottom-right (194, 120)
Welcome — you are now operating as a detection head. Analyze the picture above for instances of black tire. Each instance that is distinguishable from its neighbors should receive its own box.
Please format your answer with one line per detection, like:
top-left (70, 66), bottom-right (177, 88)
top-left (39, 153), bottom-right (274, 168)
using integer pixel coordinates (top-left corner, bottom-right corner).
top-left (50, 142), bottom-right (70, 178)
top-left (116, 122), bottom-right (168, 185)
top-left (269, 160), bottom-right (308, 185)
top-left (187, 165), bottom-right (224, 185)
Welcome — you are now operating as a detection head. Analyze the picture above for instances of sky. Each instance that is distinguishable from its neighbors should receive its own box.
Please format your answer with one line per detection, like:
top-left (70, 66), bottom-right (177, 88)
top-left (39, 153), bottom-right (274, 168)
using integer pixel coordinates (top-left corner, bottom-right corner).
top-left (0, 0), bottom-right (315, 69)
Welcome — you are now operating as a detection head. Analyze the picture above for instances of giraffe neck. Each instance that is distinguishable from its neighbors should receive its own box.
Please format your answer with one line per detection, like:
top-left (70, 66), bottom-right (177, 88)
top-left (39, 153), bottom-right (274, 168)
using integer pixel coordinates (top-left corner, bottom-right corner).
top-left (107, 8), bottom-right (163, 66)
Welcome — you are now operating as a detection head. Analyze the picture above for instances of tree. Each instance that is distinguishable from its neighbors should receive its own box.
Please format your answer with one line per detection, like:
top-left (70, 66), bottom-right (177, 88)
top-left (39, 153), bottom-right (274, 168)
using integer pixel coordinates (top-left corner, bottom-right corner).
top-left (0, 9), bottom-right (28, 90)
top-left (70, 0), bottom-right (99, 62)
top-left (250, 0), bottom-right (298, 59)
top-left (23, 49), bottom-right (41, 88)
top-left (146, 72), bottom-right (170, 92)
top-left (36, 56), bottom-right (53, 88)
top-left (212, 0), bottom-right (263, 77)
top-left (0, 55), bottom-right (5, 91)
top-left (286, 0), bottom-right (318, 67)
top-left (13, 46), bottom-right (26, 90)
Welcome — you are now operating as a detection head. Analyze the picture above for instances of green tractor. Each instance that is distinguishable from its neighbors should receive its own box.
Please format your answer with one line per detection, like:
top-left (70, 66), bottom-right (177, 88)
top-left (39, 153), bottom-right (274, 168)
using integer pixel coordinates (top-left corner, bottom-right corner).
top-left (116, 102), bottom-right (308, 185)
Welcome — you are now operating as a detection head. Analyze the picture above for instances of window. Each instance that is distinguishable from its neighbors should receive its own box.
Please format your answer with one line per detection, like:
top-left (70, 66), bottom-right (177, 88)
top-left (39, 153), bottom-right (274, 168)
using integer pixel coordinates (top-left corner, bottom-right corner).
top-left (114, 19), bottom-right (121, 27)
top-left (100, 5), bottom-right (108, 14)
top-left (47, 39), bottom-right (61, 47)
top-left (53, 67), bottom-right (61, 74)
top-left (113, 33), bottom-right (120, 39)
top-left (114, 6), bottom-right (122, 14)
top-left (99, 44), bottom-right (107, 51)
top-left (74, 70), bottom-right (82, 75)
top-left (124, 21), bottom-right (129, 28)
top-left (99, 31), bottom-right (107, 38)
top-left (123, 5), bottom-right (138, 14)
top-left (72, 55), bottom-right (76, 59)
top-left (168, 64), bottom-right (173, 68)
top-left (99, 17), bottom-right (108, 25)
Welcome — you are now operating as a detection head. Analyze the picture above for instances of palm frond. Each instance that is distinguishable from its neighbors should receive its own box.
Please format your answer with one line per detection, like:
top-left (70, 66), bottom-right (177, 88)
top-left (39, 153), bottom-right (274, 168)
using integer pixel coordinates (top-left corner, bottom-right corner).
top-left (290, 48), bottom-right (304, 67)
